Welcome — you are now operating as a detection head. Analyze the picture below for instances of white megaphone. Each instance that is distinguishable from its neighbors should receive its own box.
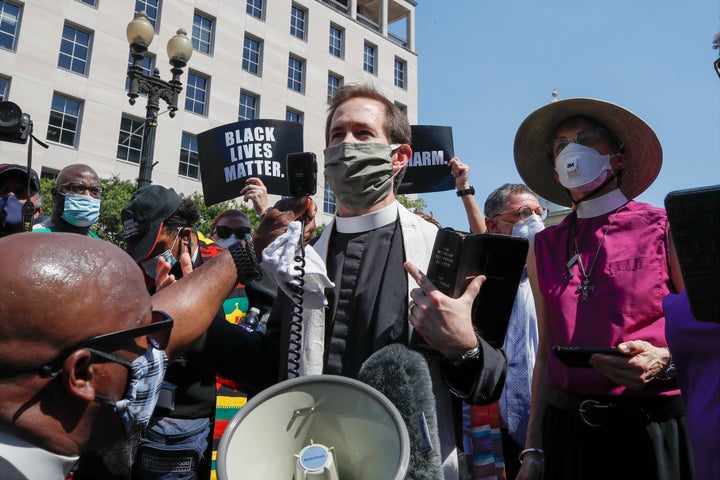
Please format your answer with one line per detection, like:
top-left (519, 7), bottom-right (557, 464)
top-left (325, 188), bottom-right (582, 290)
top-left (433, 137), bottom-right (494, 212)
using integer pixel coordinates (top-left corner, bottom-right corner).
top-left (216, 374), bottom-right (410, 480)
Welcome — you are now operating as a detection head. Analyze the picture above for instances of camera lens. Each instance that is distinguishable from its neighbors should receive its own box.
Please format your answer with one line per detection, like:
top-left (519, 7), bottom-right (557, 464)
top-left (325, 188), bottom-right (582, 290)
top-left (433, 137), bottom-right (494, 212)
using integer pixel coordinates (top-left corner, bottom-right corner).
top-left (0, 101), bottom-right (23, 133)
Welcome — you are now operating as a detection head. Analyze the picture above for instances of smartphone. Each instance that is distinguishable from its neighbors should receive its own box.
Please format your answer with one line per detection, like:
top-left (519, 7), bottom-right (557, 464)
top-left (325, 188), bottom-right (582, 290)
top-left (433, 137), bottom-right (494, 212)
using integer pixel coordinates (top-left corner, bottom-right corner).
top-left (286, 152), bottom-right (317, 197)
top-left (552, 346), bottom-right (628, 368)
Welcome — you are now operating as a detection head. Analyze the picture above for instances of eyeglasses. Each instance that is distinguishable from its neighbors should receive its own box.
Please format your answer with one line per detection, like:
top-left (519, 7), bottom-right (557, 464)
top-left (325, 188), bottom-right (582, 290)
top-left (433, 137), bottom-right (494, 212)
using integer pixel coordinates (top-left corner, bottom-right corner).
top-left (494, 205), bottom-right (548, 221)
top-left (214, 225), bottom-right (251, 239)
top-left (39, 310), bottom-right (174, 378)
top-left (57, 182), bottom-right (104, 198)
top-left (549, 127), bottom-right (623, 157)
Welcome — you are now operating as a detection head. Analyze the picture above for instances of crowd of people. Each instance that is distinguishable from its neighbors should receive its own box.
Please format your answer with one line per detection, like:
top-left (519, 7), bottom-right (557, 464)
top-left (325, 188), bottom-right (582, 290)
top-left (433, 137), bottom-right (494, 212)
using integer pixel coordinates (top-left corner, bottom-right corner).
top-left (0, 83), bottom-right (716, 480)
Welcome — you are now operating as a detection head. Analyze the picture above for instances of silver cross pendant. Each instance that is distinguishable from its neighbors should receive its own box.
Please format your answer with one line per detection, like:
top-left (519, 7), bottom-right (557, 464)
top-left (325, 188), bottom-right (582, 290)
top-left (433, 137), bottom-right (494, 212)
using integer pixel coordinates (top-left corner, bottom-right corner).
top-left (575, 277), bottom-right (595, 302)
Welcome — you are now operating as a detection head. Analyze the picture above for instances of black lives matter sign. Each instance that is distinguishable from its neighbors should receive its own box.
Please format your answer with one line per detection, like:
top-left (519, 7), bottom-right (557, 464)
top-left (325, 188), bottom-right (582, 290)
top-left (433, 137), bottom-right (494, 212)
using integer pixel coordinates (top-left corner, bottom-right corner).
top-left (197, 120), bottom-right (303, 205)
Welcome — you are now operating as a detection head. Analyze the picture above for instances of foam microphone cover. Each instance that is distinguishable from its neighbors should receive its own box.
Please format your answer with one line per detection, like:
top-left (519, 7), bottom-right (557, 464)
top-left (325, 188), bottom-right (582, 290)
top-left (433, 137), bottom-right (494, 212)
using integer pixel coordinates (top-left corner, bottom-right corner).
top-left (358, 343), bottom-right (443, 480)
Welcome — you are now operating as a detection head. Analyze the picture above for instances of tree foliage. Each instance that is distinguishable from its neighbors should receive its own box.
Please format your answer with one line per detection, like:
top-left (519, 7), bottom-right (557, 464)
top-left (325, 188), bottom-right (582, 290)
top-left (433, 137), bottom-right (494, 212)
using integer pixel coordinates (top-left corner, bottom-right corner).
top-left (396, 194), bottom-right (427, 213)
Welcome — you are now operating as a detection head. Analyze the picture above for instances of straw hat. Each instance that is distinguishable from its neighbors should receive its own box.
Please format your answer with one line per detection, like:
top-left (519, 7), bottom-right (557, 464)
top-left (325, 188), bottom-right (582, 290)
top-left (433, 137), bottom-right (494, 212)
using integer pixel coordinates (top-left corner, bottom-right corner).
top-left (513, 98), bottom-right (662, 207)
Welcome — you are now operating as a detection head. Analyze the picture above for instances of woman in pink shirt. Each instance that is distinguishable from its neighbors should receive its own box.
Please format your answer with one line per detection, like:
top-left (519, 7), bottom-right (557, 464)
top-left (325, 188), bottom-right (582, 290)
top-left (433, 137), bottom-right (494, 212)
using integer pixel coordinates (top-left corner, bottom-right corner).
top-left (513, 98), bottom-right (693, 480)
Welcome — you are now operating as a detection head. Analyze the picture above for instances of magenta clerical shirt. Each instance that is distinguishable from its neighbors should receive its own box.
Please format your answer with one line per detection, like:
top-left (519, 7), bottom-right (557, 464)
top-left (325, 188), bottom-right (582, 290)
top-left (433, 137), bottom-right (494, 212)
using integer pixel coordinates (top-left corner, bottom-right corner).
top-left (534, 198), bottom-right (680, 397)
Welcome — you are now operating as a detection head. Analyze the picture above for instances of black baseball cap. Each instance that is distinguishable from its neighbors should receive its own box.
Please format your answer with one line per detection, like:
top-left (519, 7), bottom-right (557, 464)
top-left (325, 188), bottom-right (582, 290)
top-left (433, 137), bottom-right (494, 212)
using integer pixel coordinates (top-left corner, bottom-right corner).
top-left (121, 185), bottom-right (182, 262)
top-left (0, 164), bottom-right (40, 193)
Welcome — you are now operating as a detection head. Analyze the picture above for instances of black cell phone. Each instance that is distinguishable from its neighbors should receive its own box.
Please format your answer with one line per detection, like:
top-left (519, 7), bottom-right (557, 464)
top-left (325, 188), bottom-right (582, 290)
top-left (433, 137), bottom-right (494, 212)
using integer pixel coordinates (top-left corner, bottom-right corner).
top-left (286, 152), bottom-right (317, 197)
top-left (552, 346), bottom-right (627, 368)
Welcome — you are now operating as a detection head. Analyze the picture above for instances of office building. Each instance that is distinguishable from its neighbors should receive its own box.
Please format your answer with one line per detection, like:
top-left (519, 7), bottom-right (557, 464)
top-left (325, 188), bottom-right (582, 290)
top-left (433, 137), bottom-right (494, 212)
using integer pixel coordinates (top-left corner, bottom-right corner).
top-left (0, 0), bottom-right (418, 222)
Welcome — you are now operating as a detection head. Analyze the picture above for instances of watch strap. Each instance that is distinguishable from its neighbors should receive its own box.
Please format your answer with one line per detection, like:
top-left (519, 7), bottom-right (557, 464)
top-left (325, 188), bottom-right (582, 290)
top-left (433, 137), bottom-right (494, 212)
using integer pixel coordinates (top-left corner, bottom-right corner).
top-left (456, 186), bottom-right (475, 197)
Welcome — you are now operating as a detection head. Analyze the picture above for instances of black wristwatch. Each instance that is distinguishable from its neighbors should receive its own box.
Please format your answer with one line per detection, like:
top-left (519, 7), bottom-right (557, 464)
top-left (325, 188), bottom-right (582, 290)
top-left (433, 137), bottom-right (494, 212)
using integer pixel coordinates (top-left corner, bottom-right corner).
top-left (456, 186), bottom-right (475, 197)
top-left (228, 234), bottom-right (262, 284)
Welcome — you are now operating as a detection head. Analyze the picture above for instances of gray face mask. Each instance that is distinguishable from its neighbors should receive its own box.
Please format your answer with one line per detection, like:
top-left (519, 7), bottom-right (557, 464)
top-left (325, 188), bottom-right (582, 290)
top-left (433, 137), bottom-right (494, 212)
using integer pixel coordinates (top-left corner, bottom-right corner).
top-left (323, 142), bottom-right (399, 213)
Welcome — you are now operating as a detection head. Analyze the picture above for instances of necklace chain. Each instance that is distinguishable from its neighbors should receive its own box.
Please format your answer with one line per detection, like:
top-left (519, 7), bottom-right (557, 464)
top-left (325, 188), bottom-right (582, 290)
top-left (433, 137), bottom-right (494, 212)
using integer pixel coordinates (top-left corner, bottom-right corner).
top-left (574, 208), bottom-right (620, 302)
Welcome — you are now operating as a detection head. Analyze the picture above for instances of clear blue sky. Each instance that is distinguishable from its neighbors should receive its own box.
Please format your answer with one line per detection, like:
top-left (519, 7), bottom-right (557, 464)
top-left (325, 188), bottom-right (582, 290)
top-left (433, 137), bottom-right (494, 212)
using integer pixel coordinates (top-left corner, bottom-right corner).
top-left (413, 0), bottom-right (720, 231)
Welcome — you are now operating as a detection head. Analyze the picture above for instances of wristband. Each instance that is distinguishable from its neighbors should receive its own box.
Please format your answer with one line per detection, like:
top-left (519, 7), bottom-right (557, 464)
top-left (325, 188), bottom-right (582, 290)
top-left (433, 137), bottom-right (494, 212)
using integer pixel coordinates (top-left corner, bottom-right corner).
top-left (456, 186), bottom-right (475, 197)
top-left (519, 448), bottom-right (544, 464)
top-left (228, 234), bottom-right (262, 284)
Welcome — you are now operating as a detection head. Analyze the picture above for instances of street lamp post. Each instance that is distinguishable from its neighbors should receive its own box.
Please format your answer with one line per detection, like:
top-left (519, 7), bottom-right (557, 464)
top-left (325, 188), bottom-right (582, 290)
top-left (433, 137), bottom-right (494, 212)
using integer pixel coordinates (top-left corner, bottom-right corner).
top-left (126, 11), bottom-right (192, 189)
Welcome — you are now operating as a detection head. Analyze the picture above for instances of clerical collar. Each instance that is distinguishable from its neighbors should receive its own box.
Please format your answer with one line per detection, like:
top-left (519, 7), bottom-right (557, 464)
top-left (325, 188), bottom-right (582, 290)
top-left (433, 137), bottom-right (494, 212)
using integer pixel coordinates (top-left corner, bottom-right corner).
top-left (335, 202), bottom-right (398, 233)
top-left (576, 189), bottom-right (628, 218)
top-left (0, 427), bottom-right (79, 478)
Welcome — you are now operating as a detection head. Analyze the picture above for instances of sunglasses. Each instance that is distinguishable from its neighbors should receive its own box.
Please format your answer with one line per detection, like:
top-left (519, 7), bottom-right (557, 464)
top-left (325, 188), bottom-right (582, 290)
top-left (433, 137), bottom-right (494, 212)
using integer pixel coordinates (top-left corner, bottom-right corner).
top-left (39, 310), bottom-right (174, 378)
top-left (58, 182), bottom-right (104, 199)
top-left (214, 225), bottom-right (251, 239)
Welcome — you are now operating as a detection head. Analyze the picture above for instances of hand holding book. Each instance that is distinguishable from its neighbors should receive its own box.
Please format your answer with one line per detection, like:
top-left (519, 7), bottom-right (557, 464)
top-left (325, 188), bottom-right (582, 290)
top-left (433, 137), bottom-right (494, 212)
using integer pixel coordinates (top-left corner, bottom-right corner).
top-left (404, 261), bottom-right (483, 360)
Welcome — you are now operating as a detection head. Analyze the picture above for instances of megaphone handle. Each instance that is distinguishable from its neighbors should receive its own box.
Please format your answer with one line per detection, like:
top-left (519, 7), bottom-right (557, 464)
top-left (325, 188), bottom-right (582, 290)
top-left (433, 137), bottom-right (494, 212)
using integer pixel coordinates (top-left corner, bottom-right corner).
top-left (287, 217), bottom-right (307, 378)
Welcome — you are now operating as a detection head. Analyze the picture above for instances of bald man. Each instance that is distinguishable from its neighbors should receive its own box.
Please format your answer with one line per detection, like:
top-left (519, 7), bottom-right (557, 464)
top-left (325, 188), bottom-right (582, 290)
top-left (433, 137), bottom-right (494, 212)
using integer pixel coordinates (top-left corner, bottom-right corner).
top-left (34, 163), bottom-right (104, 236)
top-left (0, 197), bottom-right (315, 479)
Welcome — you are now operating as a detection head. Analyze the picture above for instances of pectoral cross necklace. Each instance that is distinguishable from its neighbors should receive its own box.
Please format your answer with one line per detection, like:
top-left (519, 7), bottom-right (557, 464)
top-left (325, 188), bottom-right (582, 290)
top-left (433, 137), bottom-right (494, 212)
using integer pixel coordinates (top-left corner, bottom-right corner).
top-left (574, 209), bottom-right (619, 302)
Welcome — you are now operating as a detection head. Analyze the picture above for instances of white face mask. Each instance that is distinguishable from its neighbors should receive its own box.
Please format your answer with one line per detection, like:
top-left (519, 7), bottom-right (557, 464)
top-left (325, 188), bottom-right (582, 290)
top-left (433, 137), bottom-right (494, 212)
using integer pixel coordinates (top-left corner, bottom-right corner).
top-left (554, 143), bottom-right (615, 193)
top-left (511, 214), bottom-right (545, 241)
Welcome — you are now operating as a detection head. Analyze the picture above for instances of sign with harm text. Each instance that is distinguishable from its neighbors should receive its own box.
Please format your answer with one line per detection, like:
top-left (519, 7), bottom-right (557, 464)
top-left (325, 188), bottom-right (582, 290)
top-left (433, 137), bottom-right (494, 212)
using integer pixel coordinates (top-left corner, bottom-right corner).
top-left (398, 125), bottom-right (455, 194)
top-left (197, 120), bottom-right (303, 205)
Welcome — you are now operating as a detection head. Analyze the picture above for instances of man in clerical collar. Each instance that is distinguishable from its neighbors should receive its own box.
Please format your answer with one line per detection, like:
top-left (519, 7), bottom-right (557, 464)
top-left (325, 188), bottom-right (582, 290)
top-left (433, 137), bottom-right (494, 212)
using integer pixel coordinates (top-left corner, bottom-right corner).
top-left (265, 84), bottom-right (507, 480)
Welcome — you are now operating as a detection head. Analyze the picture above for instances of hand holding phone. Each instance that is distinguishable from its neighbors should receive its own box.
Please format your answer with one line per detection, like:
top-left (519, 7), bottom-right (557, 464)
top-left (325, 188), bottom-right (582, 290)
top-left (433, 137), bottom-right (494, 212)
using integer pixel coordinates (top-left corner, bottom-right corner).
top-left (552, 346), bottom-right (629, 368)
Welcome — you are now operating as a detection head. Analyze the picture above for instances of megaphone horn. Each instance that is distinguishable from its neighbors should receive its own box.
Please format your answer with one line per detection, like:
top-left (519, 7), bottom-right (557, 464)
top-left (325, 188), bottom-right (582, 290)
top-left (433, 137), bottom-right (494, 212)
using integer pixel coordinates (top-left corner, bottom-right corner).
top-left (217, 374), bottom-right (410, 480)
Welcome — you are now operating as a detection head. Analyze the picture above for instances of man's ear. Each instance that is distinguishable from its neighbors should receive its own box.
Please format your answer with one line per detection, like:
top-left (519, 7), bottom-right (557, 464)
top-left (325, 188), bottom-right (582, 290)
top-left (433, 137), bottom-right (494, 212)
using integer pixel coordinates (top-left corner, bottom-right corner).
top-left (62, 349), bottom-right (98, 402)
top-left (392, 144), bottom-right (411, 172)
top-left (485, 217), bottom-right (500, 234)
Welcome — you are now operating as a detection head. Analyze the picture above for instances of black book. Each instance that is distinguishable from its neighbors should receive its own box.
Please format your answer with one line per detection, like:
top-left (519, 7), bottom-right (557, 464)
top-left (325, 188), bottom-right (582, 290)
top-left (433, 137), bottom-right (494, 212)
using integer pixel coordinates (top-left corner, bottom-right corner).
top-left (665, 185), bottom-right (720, 323)
top-left (424, 228), bottom-right (529, 348)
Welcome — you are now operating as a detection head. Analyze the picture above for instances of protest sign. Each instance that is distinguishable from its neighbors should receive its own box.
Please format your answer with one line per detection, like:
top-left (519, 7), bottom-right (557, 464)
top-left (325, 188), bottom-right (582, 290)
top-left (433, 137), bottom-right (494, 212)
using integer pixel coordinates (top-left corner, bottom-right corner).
top-left (398, 125), bottom-right (455, 194)
top-left (197, 120), bottom-right (303, 205)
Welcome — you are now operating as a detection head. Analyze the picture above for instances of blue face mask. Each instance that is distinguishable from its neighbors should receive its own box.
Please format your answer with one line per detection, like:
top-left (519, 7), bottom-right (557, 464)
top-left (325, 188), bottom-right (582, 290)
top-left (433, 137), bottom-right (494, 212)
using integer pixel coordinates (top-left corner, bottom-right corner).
top-left (61, 194), bottom-right (101, 227)
top-left (0, 194), bottom-right (23, 233)
top-left (140, 231), bottom-right (180, 280)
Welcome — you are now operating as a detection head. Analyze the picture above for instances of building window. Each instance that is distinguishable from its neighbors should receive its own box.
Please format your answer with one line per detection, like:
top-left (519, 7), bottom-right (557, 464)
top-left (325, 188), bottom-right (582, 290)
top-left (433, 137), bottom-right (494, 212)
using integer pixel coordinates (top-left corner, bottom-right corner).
top-left (191, 11), bottom-right (214, 55)
top-left (323, 179), bottom-right (336, 215)
top-left (0, 1), bottom-right (22, 52)
top-left (117, 114), bottom-right (144, 164)
top-left (395, 101), bottom-right (407, 116)
top-left (77, 0), bottom-right (98, 7)
top-left (134, 0), bottom-right (161, 30)
top-left (0, 76), bottom-right (9, 100)
top-left (179, 133), bottom-right (200, 179)
top-left (363, 43), bottom-right (376, 75)
top-left (287, 55), bottom-right (304, 93)
top-left (47, 94), bottom-right (82, 147)
top-left (125, 52), bottom-right (154, 91)
top-left (394, 58), bottom-right (406, 89)
top-left (246, 0), bottom-right (263, 19)
top-left (238, 91), bottom-right (258, 121)
top-left (242, 35), bottom-right (262, 75)
top-left (185, 71), bottom-right (208, 115)
top-left (327, 73), bottom-right (342, 102)
top-left (285, 108), bottom-right (303, 123)
top-left (290, 4), bottom-right (306, 40)
top-left (328, 24), bottom-right (343, 58)
top-left (58, 24), bottom-right (92, 75)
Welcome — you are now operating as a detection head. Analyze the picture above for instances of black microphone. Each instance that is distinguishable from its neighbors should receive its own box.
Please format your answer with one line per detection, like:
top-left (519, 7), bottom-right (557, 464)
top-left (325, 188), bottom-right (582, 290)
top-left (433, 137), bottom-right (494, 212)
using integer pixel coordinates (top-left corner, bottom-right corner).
top-left (358, 343), bottom-right (443, 480)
